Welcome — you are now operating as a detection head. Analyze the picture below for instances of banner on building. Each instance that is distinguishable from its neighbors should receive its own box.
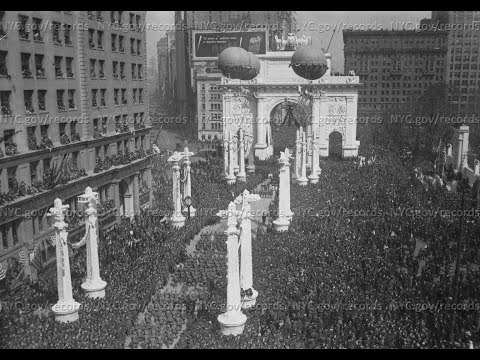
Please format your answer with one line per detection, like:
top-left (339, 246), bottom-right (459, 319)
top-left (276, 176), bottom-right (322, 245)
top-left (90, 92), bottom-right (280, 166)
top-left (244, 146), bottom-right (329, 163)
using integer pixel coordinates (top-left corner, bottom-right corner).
top-left (193, 31), bottom-right (268, 59)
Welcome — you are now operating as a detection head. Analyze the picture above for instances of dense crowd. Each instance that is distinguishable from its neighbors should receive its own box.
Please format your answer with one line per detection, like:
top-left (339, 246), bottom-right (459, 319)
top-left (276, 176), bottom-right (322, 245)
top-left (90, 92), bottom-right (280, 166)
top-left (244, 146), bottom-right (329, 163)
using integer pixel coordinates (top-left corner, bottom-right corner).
top-left (175, 144), bottom-right (480, 349)
top-left (3, 135), bottom-right (479, 348)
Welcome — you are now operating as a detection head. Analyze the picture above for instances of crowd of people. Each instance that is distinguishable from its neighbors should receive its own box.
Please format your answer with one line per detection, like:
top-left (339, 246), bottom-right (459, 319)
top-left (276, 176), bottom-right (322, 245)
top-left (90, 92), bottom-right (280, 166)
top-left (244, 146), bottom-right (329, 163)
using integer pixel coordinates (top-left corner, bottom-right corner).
top-left (3, 134), bottom-right (479, 348)
top-left (175, 143), bottom-right (480, 349)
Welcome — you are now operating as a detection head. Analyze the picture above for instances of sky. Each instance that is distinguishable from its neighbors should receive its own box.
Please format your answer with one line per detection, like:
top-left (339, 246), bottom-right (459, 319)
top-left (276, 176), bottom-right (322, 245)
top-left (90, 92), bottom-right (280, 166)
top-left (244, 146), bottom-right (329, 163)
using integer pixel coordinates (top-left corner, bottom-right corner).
top-left (146, 11), bottom-right (431, 72)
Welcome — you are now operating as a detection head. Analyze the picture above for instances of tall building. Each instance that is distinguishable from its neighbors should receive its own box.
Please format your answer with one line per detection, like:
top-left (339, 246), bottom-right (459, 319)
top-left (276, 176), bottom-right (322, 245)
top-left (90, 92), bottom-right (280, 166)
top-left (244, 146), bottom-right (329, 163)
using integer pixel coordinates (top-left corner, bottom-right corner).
top-left (432, 11), bottom-right (480, 116)
top-left (157, 37), bottom-right (168, 97)
top-left (343, 26), bottom-right (448, 116)
top-left (0, 11), bottom-right (153, 279)
top-left (177, 11), bottom-right (297, 140)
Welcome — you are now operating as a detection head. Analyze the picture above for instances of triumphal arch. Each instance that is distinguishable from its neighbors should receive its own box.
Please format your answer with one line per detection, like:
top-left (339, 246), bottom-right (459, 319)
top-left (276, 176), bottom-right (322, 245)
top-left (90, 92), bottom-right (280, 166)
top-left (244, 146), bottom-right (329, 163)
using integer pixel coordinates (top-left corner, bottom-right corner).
top-left (221, 51), bottom-right (361, 161)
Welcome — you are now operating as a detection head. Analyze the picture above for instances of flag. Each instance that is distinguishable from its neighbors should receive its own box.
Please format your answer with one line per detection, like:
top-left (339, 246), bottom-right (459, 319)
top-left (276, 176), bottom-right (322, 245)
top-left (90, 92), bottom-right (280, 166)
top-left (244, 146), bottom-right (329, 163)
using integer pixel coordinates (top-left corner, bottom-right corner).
top-left (18, 250), bottom-right (26, 266)
top-left (0, 263), bottom-right (6, 280)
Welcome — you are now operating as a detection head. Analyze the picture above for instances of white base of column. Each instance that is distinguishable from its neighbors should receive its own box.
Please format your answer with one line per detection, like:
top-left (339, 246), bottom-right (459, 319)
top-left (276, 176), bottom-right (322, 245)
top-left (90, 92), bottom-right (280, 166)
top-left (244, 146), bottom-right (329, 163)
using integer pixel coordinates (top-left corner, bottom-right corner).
top-left (273, 217), bottom-right (290, 232)
top-left (218, 311), bottom-right (247, 336)
top-left (183, 207), bottom-right (196, 217)
top-left (296, 176), bottom-right (308, 186)
top-left (236, 172), bottom-right (246, 182)
top-left (225, 174), bottom-right (236, 185)
top-left (308, 174), bottom-right (319, 184)
top-left (246, 165), bottom-right (255, 174)
top-left (242, 288), bottom-right (258, 309)
top-left (81, 279), bottom-right (107, 299)
top-left (171, 215), bottom-right (186, 228)
top-left (52, 301), bottom-right (81, 323)
top-left (285, 210), bottom-right (294, 221)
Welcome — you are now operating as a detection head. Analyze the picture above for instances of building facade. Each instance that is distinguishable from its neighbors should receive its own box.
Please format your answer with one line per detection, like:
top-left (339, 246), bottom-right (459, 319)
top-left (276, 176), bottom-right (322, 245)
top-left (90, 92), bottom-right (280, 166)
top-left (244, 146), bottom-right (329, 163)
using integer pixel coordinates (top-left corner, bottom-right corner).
top-left (432, 11), bottom-right (480, 116)
top-left (196, 71), bottom-right (223, 140)
top-left (343, 27), bottom-right (448, 116)
top-left (179, 11), bottom-right (297, 140)
top-left (0, 11), bottom-right (152, 280)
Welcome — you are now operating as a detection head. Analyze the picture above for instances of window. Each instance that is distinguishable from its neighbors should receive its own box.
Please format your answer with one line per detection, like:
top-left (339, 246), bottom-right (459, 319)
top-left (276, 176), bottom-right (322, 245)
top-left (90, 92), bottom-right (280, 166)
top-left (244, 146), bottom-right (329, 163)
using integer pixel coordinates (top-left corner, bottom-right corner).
top-left (32, 18), bottom-right (43, 41)
top-left (132, 88), bottom-right (137, 103)
top-left (130, 13), bottom-right (134, 26)
top-left (54, 56), bottom-right (63, 78)
top-left (30, 161), bottom-right (39, 183)
top-left (138, 64), bottom-right (143, 79)
top-left (7, 166), bottom-right (17, 190)
top-left (120, 62), bottom-right (125, 79)
top-left (66, 57), bottom-right (74, 78)
top-left (0, 51), bottom-right (6, 76)
top-left (57, 90), bottom-right (65, 110)
top-left (35, 54), bottom-right (45, 78)
top-left (90, 59), bottom-right (97, 78)
top-left (99, 60), bottom-right (104, 78)
top-left (136, 15), bottom-right (141, 31)
top-left (100, 89), bottom-right (106, 107)
top-left (97, 30), bottom-right (103, 49)
top-left (110, 11), bottom-right (116, 24)
top-left (119, 35), bottom-right (124, 52)
top-left (68, 90), bottom-right (75, 109)
top-left (21, 53), bottom-right (32, 78)
top-left (18, 15), bottom-right (29, 40)
top-left (118, 11), bottom-right (123, 25)
top-left (0, 12), bottom-right (5, 38)
top-left (88, 29), bottom-right (95, 48)
top-left (71, 121), bottom-right (78, 140)
top-left (136, 39), bottom-right (141, 55)
top-left (38, 90), bottom-right (46, 111)
top-left (24, 90), bottom-right (35, 114)
top-left (114, 89), bottom-right (119, 105)
top-left (96, 11), bottom-right (103, 21)
top-left (113, 61), bottom-right (118, 78)
top-left (131, 63), bottom-right (137, 79)
top-left (52, 22), bottom-right (62, 45)
top-left (1, 91), bottom-right (11, 115)
top-left (102, 117), bottom-right (107, 134)
top-left (62, 24), bottom-right (71, 46)
top-left (139, 89), bottom-right (143, 104)
top-left (111, 34), bottom-right (117, 51)
top-left (91, 89), bottom-right (98, 107)
top-left (130, 38), bottom-right (135, 55)
top-left (121, 89), bottom-right (127, 105)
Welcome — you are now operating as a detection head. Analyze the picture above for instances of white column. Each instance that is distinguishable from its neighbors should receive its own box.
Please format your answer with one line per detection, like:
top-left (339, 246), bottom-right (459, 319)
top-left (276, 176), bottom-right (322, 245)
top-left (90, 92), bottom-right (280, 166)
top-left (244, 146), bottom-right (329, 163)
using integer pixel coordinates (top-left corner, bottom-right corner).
top-left (181, 147), bottom-right (196, 217)
top-left (246, 139), bottom-right (255, 174)
top-left (293, 128), bottom-right (301, 183)
top-left (216, 202), bottom-right (247, 336)
top-left (233, 134), bottom-right (239, 173)
top-left (237, 129), bottom-right (246, 181)
top-left (225, 132), bottom-right (236, 184)
top-left (234, 190), bottom-right (261, 309)
top-left (284, 148), bottom-right (294, 220)
top-left (273, 151), bottom-right (292, 232)
top-left (48, 199), bottom-right (80, 323)
top-left (297, 130), bottom-right (308, 186)
top-left (79, 187), bottom-right (107, 298)
top-left (223, 136), bottom-right (229, 176)
top-left (254, 97), bottom-right (267, 160)
top-left (306, 124), bottom-right (312, 170)
top-left (168, 152), bottom-right (186, 228)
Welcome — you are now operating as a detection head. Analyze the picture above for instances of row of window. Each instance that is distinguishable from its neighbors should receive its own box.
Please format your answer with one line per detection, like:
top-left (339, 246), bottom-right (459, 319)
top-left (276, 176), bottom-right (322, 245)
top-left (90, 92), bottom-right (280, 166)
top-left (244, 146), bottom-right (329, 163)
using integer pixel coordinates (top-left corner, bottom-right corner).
top-left (8, 14), bottom-right (73, 46)
top-left (89, 11), bottom-right (143, 31)
top-left (345, 36), bottom-right (447, 48)
top-left (90, 59), bottom-right (143, 80)
top-left (0, 51), bottom-right (75, 79)
top-left (88, 30), bottom-right (142, 55)
top-left (0, 89), bottom-right (76, 115)
top-left (201, 103), bottom-right (221, 111)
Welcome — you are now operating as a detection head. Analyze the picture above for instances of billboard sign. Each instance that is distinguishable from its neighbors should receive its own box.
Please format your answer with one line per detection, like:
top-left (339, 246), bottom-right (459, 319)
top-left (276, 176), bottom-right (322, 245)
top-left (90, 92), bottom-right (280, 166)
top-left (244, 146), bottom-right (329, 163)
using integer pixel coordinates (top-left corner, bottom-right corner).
top-left (193, 31), bottom-right (268, 59)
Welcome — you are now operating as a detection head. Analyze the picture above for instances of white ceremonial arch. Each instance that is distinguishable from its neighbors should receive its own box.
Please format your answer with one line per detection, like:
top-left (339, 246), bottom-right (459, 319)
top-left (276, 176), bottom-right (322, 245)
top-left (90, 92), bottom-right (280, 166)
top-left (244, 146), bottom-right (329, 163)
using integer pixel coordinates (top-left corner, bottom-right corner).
top-left (221, 51), bottom-right (361, 161)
